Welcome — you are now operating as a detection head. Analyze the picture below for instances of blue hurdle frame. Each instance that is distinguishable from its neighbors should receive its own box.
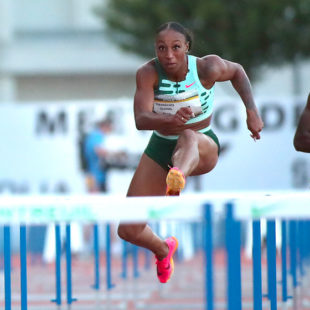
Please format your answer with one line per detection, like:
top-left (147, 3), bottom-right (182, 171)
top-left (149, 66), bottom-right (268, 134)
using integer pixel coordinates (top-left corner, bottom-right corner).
top-left (2, 199), bottom-right (310, 309)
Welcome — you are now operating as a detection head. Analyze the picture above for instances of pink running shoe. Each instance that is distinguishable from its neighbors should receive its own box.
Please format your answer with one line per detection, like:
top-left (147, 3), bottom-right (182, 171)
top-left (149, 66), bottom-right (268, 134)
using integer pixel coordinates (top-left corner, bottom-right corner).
top-left (156, 236), bottom-right (179, 283)
top-left (166, 167), bottom-right (186, 196)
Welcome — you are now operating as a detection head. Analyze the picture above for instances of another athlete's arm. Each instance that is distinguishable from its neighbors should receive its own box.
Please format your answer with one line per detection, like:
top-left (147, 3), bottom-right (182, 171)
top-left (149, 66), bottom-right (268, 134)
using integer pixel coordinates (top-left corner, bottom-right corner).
top-left (294, 94), bottom-right (310, 153)
top-left (199, 55), bottom-right (264, 140)
top-left (133, 62), bottom-right (192, 132)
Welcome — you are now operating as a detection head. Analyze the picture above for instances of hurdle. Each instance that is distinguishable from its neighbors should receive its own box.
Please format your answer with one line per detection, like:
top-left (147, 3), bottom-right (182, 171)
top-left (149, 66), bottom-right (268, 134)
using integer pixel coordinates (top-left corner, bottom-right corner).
top-left (0, 191), bottom-right (310, 309)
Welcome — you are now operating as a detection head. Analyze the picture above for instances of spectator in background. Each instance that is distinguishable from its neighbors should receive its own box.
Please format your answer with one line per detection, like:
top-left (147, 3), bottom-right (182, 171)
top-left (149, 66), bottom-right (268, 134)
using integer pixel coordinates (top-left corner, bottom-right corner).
top-left (294, 93), bottom-right (310, 153)
top-left (83, 114), bottom-right (127, 257)
top-left (83, 116), bottom-right (113, 193)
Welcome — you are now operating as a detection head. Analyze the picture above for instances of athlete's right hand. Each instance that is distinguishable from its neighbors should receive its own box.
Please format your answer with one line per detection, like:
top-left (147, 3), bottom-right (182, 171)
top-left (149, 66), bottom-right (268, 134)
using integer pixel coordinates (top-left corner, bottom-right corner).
top-left (174, 107), bottom-right (194, 125)
top-left (158, 107), bottom-right (193, 135)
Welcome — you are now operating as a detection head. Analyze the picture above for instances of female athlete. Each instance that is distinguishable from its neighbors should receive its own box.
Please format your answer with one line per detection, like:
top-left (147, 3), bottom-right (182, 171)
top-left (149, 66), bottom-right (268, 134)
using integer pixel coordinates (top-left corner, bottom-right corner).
top-left (118, 21), bottom-right (264, 283)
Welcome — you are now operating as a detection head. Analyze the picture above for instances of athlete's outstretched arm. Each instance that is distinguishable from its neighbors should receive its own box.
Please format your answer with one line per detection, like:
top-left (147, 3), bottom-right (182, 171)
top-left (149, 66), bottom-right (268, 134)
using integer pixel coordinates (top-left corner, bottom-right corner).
top-left (200, 55), bottom-right (264, 140)
top-left (294, 94), bottom-right (310, 153)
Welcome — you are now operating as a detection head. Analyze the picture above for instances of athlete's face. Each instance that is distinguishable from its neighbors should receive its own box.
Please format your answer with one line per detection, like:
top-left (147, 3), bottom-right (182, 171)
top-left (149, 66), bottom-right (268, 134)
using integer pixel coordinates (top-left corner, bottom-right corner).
top-left (155, 29), bottom-right (189, 75)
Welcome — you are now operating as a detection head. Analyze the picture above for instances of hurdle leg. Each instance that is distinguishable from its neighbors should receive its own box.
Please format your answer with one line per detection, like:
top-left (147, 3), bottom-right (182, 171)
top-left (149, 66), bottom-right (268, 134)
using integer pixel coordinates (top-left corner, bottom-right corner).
top-left (203, 203), bottom-right (214, 310)
top-left (298, 221), bottom-right (305, 278)
top-left (4, 225), bottom-right (11, 310)
top-left (301, 220), bottom-right (310, 303)
top-left (121, 240), bottom-right (128, 279)
top-left (289, 220), bottom-right (301, 309)
top-left (20, 225), bottom-right (28, 310)
top-left (144, 248), bottom-right (151, 270)
top-left (132, 245), bottom-right (140, 279)
top-left (65, 224), bottom-right (77, 304)
top-left (304, 221), bottom-right (310, 261)
top-left (225, 202), bottom-right (242, 310)
top-left (289, 221), bottom-right (298, 287)
top-left (252, 220), bottom-right (262, 310)
top-left (192, 222), bottom-right (200, 254)
top-left (92, 224), bottom-right (100, 290)
top-left (281, 220), bottom-right (290, 303)
top-left (297, 220), bottom-right (306, 309)
top-left (51, 224), bottom-right (62, 305)
top-left (106, 223), bottom-right (114, 290)
top-left (266, 220), bottom-right (277, 310)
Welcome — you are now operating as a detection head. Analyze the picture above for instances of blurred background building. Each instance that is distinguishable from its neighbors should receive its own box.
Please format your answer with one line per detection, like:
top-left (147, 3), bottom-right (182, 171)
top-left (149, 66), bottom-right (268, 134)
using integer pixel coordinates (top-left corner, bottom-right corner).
top-left (0, 0), bottom-right (144, 103)
top-left (0, 0), bottom-right (309, 103)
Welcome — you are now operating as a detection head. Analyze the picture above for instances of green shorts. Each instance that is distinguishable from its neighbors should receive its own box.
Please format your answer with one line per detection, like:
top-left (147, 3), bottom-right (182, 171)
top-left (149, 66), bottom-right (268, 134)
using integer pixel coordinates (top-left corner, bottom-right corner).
top-left (144, 129), bottom-right (220, 171)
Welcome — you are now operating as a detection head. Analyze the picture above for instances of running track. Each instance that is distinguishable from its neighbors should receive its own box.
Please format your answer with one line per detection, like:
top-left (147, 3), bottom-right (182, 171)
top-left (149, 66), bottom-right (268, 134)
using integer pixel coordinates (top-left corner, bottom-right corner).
top-left (1, 249), bottom-right (309, 309)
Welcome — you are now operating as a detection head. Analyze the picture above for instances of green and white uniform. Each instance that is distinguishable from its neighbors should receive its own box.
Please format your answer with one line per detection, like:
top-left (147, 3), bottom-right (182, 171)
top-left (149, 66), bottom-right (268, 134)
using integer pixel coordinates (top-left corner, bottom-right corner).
top-left (144, 55), bottom-right (220, 170)
top-left (153, 55), bottom-right (214, 139)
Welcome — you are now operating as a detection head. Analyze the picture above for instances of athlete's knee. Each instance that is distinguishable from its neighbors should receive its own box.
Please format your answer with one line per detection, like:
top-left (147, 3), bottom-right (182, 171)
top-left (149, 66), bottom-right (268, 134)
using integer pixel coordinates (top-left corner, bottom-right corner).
top-left (179, 129), bottom-right (197, 143)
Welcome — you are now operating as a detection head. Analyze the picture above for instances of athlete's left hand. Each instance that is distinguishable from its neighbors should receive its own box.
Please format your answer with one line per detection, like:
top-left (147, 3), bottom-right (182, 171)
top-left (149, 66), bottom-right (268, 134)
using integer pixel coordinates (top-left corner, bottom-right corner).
top-left (246, 109), bottom-right (264, 140)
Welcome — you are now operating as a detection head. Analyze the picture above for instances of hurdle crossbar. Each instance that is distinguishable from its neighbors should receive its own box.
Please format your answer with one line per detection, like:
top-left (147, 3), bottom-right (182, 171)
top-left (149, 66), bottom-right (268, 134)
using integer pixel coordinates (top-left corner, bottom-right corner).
top-left (0, 191), bottom-right (309, 224)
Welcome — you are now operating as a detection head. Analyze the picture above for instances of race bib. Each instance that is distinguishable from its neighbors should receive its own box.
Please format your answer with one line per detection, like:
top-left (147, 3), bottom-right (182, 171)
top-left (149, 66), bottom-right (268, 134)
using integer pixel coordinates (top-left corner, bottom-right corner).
top-left (153, 90), bottom-right (202, 116)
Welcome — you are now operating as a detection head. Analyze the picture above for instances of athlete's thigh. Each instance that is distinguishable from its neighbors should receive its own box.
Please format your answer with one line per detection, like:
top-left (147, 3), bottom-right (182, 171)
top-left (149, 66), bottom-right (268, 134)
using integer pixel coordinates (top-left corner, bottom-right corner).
top-left (127, 153), bottom-right (167, 196)
top-left (191, 133), bottom-right (219, 176)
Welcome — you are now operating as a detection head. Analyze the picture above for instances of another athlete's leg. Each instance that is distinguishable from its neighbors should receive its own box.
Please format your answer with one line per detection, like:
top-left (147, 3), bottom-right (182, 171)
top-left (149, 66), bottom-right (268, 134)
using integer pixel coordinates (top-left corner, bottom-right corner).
top-left (117, 154), bottom-right (169, 259)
